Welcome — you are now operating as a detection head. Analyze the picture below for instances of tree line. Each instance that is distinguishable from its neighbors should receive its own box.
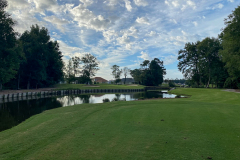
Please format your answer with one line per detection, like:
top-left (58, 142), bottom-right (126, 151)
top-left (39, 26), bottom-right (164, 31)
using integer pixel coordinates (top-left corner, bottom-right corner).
top-left (130, 58), bottom-right (166, 86)
top-left (178, 5), bottom-right (240, 88)
top-left (0, 0), bottom-right (64, 90)
top-left (64, 54), bottom-right (99, 84)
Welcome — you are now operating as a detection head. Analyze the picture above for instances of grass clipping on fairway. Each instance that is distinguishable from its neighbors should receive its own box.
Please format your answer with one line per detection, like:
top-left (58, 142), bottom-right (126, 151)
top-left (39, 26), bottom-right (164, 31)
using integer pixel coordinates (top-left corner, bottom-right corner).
top-left (1, 88), bottom-right (240, 160)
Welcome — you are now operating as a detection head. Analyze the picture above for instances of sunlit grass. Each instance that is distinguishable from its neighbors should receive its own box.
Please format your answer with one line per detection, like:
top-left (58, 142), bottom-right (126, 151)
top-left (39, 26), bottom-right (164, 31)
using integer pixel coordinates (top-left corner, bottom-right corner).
top-left (1, 88), bottom-right (240, 159)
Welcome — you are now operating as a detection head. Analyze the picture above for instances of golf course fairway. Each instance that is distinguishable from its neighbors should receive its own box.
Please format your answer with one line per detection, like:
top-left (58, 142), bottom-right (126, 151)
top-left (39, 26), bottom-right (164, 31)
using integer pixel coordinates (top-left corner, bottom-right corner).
top-left (0, 88), bottom-right (240, 160)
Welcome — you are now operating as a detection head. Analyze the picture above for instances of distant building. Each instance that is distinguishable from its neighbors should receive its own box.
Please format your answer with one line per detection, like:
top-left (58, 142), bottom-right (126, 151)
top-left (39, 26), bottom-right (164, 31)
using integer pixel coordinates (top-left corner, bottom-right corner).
top-left (120, 78), bottom-right (135, 84)
top-left (92, 77), bottom-right (108, 84)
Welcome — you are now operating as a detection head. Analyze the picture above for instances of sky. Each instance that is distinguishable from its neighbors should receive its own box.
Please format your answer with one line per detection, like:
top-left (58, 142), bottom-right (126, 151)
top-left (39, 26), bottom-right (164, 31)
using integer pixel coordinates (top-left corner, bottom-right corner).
top-left (6, 0), bottom-right (239, 80)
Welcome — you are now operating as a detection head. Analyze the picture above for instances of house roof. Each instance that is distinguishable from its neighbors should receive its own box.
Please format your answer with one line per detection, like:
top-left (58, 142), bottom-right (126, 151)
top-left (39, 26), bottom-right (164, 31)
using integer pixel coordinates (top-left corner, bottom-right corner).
top-left (94, 77), bottom-right (108, 82)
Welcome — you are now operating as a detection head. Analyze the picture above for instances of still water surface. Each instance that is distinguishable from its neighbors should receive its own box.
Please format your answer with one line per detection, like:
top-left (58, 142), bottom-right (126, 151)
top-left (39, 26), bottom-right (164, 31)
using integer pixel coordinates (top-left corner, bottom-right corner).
top-left (0, 91), bottom-right (177, 132)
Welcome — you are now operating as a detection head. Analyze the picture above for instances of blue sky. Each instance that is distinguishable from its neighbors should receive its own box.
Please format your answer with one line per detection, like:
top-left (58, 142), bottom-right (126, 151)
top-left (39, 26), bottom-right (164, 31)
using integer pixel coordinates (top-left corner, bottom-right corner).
top-left (6, 0), bottom-right (239, 80)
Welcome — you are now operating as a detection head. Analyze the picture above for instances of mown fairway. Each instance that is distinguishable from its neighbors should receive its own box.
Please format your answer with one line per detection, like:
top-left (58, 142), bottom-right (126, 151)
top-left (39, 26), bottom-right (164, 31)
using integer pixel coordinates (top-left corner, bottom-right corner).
top-left (0, 88), bottom-right (240, 160)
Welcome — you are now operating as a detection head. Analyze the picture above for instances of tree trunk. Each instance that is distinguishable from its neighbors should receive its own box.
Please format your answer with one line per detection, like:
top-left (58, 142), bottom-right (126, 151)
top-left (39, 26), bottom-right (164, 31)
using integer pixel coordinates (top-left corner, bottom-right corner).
top-left (27, 80), bottom-right (30, 90)
top-left (17, 73), bottom-right (20, 90)
top-left (0, 82), bottom-right (2, 91)
top-left (207, 75), bottom-right (210, 88)
top-left (124, 76), bottom-right (126, 84)
top-left (206, 62), bottom-right (211, 88)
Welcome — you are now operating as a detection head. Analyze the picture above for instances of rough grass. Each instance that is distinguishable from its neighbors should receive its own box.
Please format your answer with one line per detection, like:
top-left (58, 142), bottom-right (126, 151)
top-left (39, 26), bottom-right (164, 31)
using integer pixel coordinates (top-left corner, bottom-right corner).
top-left (54, 83), bottom-right (145, 90)
top-left (1, 88), bottom-right (240, 160)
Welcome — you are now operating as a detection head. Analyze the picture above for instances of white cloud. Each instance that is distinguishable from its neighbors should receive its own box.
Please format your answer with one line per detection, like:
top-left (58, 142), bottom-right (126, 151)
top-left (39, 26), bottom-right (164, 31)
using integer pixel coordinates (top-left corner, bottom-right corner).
top-left (227, 0), bottom-right (234, 2)
top-left (146, 31), bottom-right (157, 36)
top-left (165, 69), bottom-right (183, 79)
top-left (193, 21), bottom-right (198, 26)
top-left (209, 3), bottom-right (224, 10)
top-left (105, 0), bottom-right (118, 6)
top-left (172, 1), bottom-right (179, 7)
top-left (28, 0), bottom-right (60, 14)
top-left (103, 30), bottom-right (118, 42)
top-left (124, 0), bottom-right (132, 12)
top-left (128, 27), bottom-right (139, 38)
top-left (181, 0), bottom-right (196, 11)
top-left (43, 16), bottom-right (68, 33)
top-left (117, 34), bottom-right (130, 44)
top-left (217, 3), bottom-right (224, 9)
top-left (80, 0), bottom-right (93, 7)
top-left (138, 51), bottom-right (152, 60)
top-left (170, 19), bottom-right (177, 24)
top-left (163, 55), bottom-right (177, 65)
top-left (69, 4), bottom-right (111, 31)
top-left (133, 0), bottom-right (148, 6)
top-left (136, 17), bottom-right (150, 25)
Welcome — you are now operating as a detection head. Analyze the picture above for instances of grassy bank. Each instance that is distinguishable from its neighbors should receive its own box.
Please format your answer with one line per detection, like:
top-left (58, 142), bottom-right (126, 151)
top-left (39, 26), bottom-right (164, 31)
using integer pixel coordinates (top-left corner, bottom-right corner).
top-left (54, 83), bottom-right (145, 90)
top-left (1, 88), bottom-right (240, 159)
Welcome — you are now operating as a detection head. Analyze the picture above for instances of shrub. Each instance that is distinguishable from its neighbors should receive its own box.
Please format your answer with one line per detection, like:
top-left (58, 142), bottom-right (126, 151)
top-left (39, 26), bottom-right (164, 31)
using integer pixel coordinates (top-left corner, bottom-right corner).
top-left (102, 98), bottom-right (110, 103)
top-left (112, 97), bottom-right (118, 102)
top-left (168, 81), bottom-right (176, 87)
top-left (175, 95), bottom-right (181, 98)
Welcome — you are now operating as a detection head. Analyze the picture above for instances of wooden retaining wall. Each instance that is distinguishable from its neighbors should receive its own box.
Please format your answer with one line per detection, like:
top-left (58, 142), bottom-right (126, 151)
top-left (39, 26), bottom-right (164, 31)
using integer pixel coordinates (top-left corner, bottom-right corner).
top-left (0, 89), bottom-right (145, 101)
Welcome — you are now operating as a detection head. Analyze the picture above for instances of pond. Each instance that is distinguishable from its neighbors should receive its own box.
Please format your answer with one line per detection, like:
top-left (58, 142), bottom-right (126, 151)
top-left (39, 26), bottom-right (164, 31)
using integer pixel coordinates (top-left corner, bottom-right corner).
top-left (0, 91), bottom-right (178, 132)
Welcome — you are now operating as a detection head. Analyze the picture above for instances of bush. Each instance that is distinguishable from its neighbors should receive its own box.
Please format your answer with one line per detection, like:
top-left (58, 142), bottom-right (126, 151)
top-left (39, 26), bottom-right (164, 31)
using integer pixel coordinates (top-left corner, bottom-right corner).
top-left (102, 98), bottom-right (110, 103)
top-left (168, 81), bottom-right (176, 87)
top-left (138, 97), bottom-right (145, 100)
top-left (112, 97), bottom-right (118, 102)
top-left (175, 95), bottom-right (181, 98)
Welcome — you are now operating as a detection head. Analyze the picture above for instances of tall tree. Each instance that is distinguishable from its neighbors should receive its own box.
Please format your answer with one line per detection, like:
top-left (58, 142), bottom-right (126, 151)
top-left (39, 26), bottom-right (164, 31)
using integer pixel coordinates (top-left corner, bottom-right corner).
top-left (111, 65), bottom-right (122, 84)
top-left (149, 58), bottom-right (166, 86)
top-left (0, 0), bottom-right (24, 90)
top-left (64, 59), bottom-right (74, 84)
top-left (72, 56), bottom-right (81, 78)
top-left (44, 41), bottom-right (64, 86)
top-left (123, 67), bottom-right (130, 84)
top-left (220, 5), bottom-right (240, 88)
top-left (20, 25), bottom-right (64, 89)
top-left (81, 53), bottom-right (99, 84)
top-left (178, 42), bottom-right (201, 86)
top-left (197, 37), bottom-right (222, 88)
top-left (130, 69), bottom-right (142, 84)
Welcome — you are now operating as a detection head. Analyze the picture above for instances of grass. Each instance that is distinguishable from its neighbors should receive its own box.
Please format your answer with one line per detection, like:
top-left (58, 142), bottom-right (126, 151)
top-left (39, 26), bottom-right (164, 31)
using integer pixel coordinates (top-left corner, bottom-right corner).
top-left (54, 83), bottom-right (145, 90)
top-left (1, 88), bottom-right (240, 159)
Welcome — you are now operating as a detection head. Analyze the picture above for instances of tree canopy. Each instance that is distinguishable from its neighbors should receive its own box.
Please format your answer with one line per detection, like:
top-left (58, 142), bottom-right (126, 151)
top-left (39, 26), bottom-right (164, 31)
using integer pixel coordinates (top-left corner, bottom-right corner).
top-left (0, 0), bottom-right (24, 90)
top-left (131, 58), bottom-right (166, 86)
top-left (219, 5), bottom-right (240, 88)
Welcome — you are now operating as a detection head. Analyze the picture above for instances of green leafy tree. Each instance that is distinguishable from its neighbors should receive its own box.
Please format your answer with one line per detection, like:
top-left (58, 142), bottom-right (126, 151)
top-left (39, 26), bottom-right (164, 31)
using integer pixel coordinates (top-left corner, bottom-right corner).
top-left (19, 25), bottom-right (64, 89)
top-left (149, 58), bottom-right (166, 86)
top-left (141, 58), bottom-right (166, 86)
top-left (178, 42), bottom-right (201, 86)
top-left (0, 0), bottom-right (24, 90)
top-left (72, 56), bottom-right (81, 78)
top-left (130, 69), bottom-right (142, 84)
top-left (111, 65), bottom-right (122, 84)
top-left (197, 37), bottom-right (222, 88)
top-left (220, 5), bottom-right (240, 88)
top-left (81, 53), bottom-right (99, 84)
top-left (65, 59), bottom-right (74, 84)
